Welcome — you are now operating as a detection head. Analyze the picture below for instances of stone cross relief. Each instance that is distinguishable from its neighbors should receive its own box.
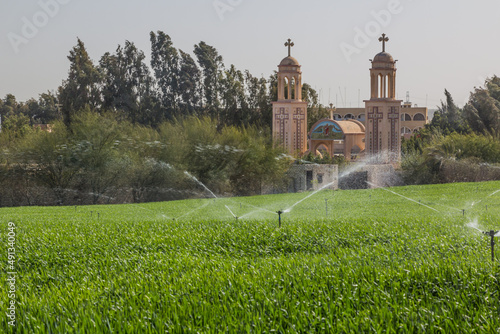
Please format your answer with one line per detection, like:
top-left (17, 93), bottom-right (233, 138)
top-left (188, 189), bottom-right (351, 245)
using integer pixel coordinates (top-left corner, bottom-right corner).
top-left (293, 108), bottom-right (305, 151)
top-left (388, 107), bottom-right (399, 153)
top-left (368, 107), bottom-right (383, 154)
top-left (275, 108), bottom-right (289, 145)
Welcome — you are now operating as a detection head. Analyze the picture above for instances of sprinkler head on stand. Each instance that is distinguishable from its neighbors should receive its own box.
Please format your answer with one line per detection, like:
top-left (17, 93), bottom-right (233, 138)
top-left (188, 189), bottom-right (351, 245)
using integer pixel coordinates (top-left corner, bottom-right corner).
top-left (276, 210), bottom-right (283, 228)
top-left (482, 230), bottom-right (499, 262)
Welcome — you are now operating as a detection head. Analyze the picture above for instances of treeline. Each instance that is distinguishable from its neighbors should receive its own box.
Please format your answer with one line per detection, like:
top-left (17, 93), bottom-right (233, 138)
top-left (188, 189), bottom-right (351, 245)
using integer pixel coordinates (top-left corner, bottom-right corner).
top-left (402, 76), bottom-right (500, 183)
top-left (0, 32), bottom-right (319, 131)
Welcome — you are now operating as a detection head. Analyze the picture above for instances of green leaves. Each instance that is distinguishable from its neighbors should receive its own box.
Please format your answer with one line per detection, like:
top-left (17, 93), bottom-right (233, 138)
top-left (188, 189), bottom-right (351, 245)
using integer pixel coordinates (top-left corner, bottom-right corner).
top-left (1, 182), bottom-right (500, 332)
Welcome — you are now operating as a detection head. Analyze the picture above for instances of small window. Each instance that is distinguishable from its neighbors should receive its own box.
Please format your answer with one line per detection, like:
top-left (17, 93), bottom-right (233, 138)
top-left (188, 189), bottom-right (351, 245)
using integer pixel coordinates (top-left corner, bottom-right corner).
top-left (317, 174), bottom-right (324, 184)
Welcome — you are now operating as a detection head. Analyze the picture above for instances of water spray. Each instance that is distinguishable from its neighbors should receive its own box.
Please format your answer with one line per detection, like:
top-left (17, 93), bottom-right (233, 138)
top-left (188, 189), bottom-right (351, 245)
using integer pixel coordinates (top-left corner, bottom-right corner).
top-left (367, 181), bottom-right (440, 213)
top-left (225, 205), bottom-right (238, 221)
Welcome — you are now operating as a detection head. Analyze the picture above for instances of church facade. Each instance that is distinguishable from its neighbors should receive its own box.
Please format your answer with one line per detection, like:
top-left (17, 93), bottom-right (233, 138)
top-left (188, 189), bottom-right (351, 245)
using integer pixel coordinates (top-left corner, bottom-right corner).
top-left (272, 35), bottom-right (428, 164)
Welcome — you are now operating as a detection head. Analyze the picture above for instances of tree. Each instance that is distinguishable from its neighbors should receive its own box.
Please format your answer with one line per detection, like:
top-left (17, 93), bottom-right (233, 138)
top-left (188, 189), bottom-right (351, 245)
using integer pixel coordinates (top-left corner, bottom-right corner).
top-left (150, 31), bottom-right (180, 120)
top-left (100, 41), bottom-right (154, 124)
top-left (464, 76), bottom-right (500, 137)
top-left (193, 42), bottom-right (224, 117)
top-left (24, 92), bottom-right (60, 125)
top-left (302, 83), bottom-right (319, 108)
top-left (178, 50), bottom-right (201, 115)
top-left (58, 38), bottom-right (102, 127)
top-left (70, 111), bottom-right (127, 204)
top-left (12, 122), bottom-right (77, 205)
top-left (220, 64), bottom-right (247, 126)
top-left (429, 89), bottom-right (467, 134)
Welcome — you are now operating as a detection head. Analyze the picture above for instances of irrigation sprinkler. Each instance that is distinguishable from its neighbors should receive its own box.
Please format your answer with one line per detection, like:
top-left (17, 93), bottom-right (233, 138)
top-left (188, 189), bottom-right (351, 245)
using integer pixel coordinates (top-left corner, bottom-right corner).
top-left (277, 210), bottom-right (283, 228)
top-left (462, 209), bottom-right (466, 217)
top-left (482, 230), bottom-right (499, 262)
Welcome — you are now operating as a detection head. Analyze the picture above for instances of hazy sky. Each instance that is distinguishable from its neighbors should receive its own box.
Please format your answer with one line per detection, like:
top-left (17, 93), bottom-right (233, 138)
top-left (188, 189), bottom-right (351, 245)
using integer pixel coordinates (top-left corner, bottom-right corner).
top-left (1, 0), bottom-right (499, 109)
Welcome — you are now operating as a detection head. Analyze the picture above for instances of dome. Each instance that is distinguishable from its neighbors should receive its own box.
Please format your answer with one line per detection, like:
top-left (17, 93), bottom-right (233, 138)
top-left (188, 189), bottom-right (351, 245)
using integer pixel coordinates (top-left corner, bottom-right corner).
top-left (373, 52), bottom-right (394, 63)
top-left (279, 56), bottom-right (300, 66)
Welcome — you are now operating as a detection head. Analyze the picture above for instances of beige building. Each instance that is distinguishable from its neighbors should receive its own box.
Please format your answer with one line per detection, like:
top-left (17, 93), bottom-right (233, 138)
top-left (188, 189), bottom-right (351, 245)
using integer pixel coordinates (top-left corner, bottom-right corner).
top-left (272, 35), bottom-right (428, 162)
top-left (333, 105), bottom-right (428, 142)
top-left (308, 119), bottom-right (365, 161)
top-left (271, 39), bottom-right (308, 156)
top-left (400, 102), bottom-right (428, 139)
top-left (363, 35), bottom-right (403, 164)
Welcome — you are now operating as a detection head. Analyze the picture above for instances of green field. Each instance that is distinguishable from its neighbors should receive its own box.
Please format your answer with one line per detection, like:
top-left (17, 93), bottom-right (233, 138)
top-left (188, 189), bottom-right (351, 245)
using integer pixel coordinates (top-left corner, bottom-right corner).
top-left (1, 182), bottom-right (500, 333)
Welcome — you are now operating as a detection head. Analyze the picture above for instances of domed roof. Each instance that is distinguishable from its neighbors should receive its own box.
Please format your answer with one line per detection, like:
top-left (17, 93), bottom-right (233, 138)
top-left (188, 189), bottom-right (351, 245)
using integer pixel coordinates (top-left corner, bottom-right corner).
top-left (279, 56), bottom-right (300, 66)
top-left (373, 52), bottom-right (394, 63)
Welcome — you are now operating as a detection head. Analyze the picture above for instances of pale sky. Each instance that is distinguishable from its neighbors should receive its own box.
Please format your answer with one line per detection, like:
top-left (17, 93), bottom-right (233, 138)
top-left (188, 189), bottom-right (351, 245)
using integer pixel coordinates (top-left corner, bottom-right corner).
top-left (1, 0), bottom-right (499, 109)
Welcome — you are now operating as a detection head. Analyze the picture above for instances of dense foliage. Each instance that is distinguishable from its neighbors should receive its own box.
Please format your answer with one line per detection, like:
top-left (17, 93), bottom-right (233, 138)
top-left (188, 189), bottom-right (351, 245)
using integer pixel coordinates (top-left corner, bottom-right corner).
top-left (0, 112), bottom-right (288, 206)
top-left (402, 78), bottom-right (500, 184)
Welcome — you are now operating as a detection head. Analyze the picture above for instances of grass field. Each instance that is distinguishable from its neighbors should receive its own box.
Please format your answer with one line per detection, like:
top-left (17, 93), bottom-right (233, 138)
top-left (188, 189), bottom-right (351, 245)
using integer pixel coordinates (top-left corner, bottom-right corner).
top-left (1, 181), bottom-right (500, 333)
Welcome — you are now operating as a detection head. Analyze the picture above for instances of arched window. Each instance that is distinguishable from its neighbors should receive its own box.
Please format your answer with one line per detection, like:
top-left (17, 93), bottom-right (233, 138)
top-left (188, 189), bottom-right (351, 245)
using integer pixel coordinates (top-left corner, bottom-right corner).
top-left (316, 144), bottom-right (329, 157)
top-left (357, 114), bottom-right (365, 122)
top-left (413, 127), bottom-right (422, 133)
top-left (284, 77), bottom-right (290, 100)
top-left (413, 113), bottom-right (425, 121)
top-left (290, 77), bottom-right (296, 100)
top-left (401, 127), bottom-right (412, 135)
top-left (379, 74), bottom-right (384, 98)
top-left (333, 114), bottom-right (342, 121)
top-left (344, 113), bottom-right (355, 120)
top-left (401, 113), bottom-right (412, 121)
top-left (384, 74), bottom-right (389, 98)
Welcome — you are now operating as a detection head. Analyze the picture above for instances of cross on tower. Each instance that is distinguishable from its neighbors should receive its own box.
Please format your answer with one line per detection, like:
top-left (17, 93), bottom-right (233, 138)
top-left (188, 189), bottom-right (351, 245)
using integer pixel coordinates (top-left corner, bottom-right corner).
top-left (379, 33), bottom-right (389, 52)
top-left (285, 39), bottom-right (294, 57)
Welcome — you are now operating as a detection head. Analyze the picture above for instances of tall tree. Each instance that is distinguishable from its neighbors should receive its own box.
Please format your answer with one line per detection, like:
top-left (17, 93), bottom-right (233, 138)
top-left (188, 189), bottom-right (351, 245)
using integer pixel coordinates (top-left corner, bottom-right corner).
top-left (220, 64), bottom-right (247, 126)
top-left (256, 77), bottom-right (272, 127)
top-left (193, 41), bottom-right (224, 117)
top-left (430, 90), bottom-right (467, 134)
top-left (150, 31), bottom-right (180, 119)
top-left (464, 76), bottom-right (500, 137)
top-left (178, 50), bottom-right (201, 115)
top-left (100, 41), bottom-right (154, 124)
top-left (58, 39), bottom-right (102, 127)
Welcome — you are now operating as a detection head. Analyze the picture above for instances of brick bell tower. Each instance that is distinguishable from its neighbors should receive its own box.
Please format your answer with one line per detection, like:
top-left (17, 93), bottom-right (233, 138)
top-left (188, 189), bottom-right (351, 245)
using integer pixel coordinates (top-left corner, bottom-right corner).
top-left (364, 34), bottom-right (403, 164)
top-left (272, 39), bottom-right (308, 156)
